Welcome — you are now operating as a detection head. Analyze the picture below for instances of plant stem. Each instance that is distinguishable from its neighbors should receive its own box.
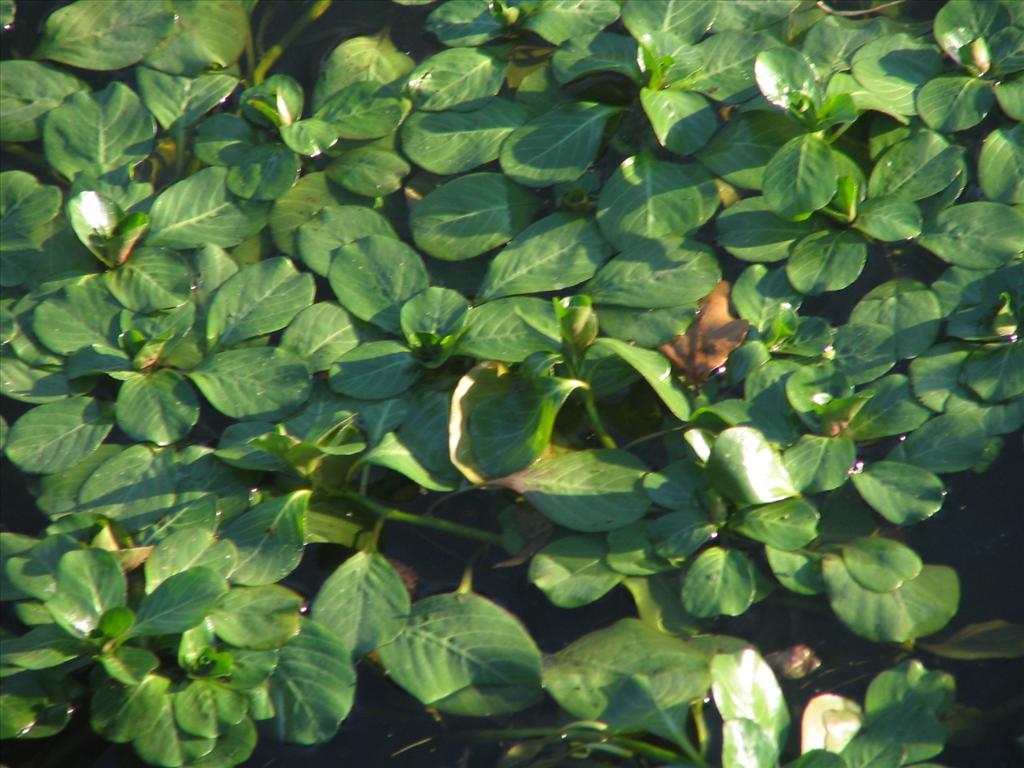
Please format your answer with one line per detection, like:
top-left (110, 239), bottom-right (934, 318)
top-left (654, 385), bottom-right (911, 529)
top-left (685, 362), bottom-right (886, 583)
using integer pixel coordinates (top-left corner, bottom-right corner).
top-left (816, 0), bottom-right (905, 16)
top-left (253, 0), bottom-right (332, 84)
top-left (339, 492), bottom-right (503, 545)
top-left (581, 386), bottom-right (617, 448)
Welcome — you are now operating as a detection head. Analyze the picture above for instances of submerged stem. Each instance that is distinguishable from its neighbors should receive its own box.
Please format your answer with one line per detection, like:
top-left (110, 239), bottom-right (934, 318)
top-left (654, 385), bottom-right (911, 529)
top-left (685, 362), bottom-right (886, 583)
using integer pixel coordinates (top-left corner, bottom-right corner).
top-left (253, 0), bottom-right (333, 84)
top-left (339, 492), bottom-right (503, 545)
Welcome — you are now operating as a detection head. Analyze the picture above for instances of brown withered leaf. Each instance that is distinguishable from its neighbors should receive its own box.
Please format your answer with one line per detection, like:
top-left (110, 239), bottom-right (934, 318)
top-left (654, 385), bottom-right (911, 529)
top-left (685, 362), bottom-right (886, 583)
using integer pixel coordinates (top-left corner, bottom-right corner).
top-left (658, 280), bottom-right (749, 389)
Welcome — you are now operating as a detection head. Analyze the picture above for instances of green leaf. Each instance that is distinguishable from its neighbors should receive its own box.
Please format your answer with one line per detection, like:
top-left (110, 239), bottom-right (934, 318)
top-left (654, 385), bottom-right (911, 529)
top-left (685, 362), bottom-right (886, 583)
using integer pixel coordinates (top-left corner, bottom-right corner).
top-left (91, 673), bottom-right (170, 744)
top-left (226, 144), bottom-right (302, 202)
top-left (379, 592), bottom-right (542, 716)
top-left (500, 102), bottom-right (615, 188)
top-left (280, 118), bottom-right (338, 157)
top-left (222, 491), bottom-right (309, 586)
top-left (841, 537), bottom-right (922, 593)
top-left (640, 88), bottom-right (717, 157)
top-left (963, 342), bottom-right (1024, 403)
top-left (621, 0), bottom-right (716, 43)
top-left (312, 551), bottom-right (410, 657)
top-left (296, 204), bottom-right (396, 276)
top-left (523, 0), bottom-right (620, 45)
top-left (269, 173), bottom-right (355, 256)
top-left (723, 718), bottom-right (777, 768)
top-left (711, 648), bottom-right (789, 753)
top-left (833, 322), bottom-right (896, 386)
top-left (76, 444), bottom-right (178, 531)
top-left (675, 31), bottom-right (770, 103)
top-left (597, 154), bottom-right (719, 250)
top-left (144, 529), bottom-right (237, 592)
top-left (479, 213), bottom-right (611, 300)
top-left (35, 0), bottom-right (174, 70)
top-left (850, 279), bottom-right (941, 360)
top-left (585, 237), bottom-right (720, 309)
top-left (0, 60), bottom-right (83, 142)
top-left (425, 0), bottom-right (506, 47)
top-left (269, 620), bottom-right (356, 744)
top-left (47, 548), bottom-right (125, 637)
top-left (919, 620), bottom-right (1024, 660)
top-left (207, 257), bottom-right (314, 350)
top-left (918, 202), bottom-right (1024, 269)
top-left (193, 113), bottom-right (257, 166)
top-left (211, 585), bottom-right (302, 650)
top-left (551, 33), bottom-right (640, 85)
top-left (593, 338), bottom-right (691, 421)
top-left (854, 196), bottom-right (922, 241)
top-left (897, 412), bottom-right (987, 473)
top-left (933, 0), bottom-right (1008, 60)
top-left (147, 167), bottom-right (268, 249)
top-left (104, 247), bottom-right (192, 312)
top-left (706, 427), bottom-right (797, 506)
top-left (329, 340), bottom-right (419, 400)
top-left (135, 68), bottom-right (239, 130)
top-left (100, 646), bottom-right (159, 686)
top-left (823, 558), bottom-right (959, 643)
top-left (732, 498), bottom-right (819, 551)
top-left (326, 146), bottom-right (409, 198)
top-left (544, 617), bottom-right (710, 735)
top-left (189, 347), bottom-right (311, 421)
top-left (979, 125), bottom-right (1024, 204)
top-left (143, 0), bottom-right (248, 76)
top-left (755, 47), bottom-right (823, 113)
top-left (843, 375), bottom-right (930, 441)
top-left (917, 75), bottom-right (993, 132)
top-left (401, 98), bottom-right (526, 175)
top-left (5, 533), bottom-right (79, 603)
top-left (42, 82), bottom-right (154, 180)
top-left (763, 134), bottom-right (837, 219)
top-left (115, 371), bottom-right (199, 446)
top-left (717, 197), bottom-right (813, 263)
top-left (786, 231), bottom-right (867, 295)
top-left (682, 547), bottom-right (757, 618)
top-left (316, 82), bottom-right (406, 140)
top-left (132, 689), bottom-right (215, 765)
top-left (529, 535), bottom-right (624, 608)
top-left (174, 679), bottom-right (247, 739)
top-left (498, 449), bottom-right (649, 532)
top-left (5, 397), bottom-right (113, 474)
top-left (457, 297), bottom-right (560, 362)
top-left (867, 129), bottom-right (964, 201)
top-left (697, 111), bottom-right (800, 191)
top-left (406, 47), bottom-right (505, 112)
top-left (401, 286), bottom-right (469, 348)
top-left (851, 34), bottom-right (942, 116)
top-left (131, 567), bottom-right (227, 636)
top-left (450, 362), bottom-right (583, 482)
top-left (766, 546), bottom-right (824, 596)
top-left (313, 32), bottom-right (414, 108)
top-left (280, 302), bottom-right (360, 373)
top-left (410, 172), bottom-right (538, 261)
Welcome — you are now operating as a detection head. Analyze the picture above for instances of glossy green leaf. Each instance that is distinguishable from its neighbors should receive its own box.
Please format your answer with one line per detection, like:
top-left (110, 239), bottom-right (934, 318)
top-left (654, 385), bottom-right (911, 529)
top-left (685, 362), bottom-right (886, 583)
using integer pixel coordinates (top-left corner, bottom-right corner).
top-left (707, 427), bottom-right (797, 506)
top-left (35, 0), bottom-right (174, 70)
top-left (763, 134), bottom-right (837, 219)
top-left (425, 0), bottom-right (506, 47)
top-left (918, 202), bottom-right (1024, 268)
top-left (131, 567), bottom-right (227, 636)
top-left (174, 679), bottom-right (247, 739)
top-left (593, 337), bottom-right (692, 421)
top-left (851, 461), bottom-right (945, 526)
top-left (597, 154), bottom-right (719, 250)
top-left (269, 620), bottom-right (356, 744)
top-left (854, 196), bottom-right (922, 241)
top-left (717, 197), bottom-right (813, 263)
top-left (401, 98), bottom-right (526, 175)
top-left (316, 81), bottom-right (405, 140)
top-left (551, 32), bottom-right (640, 85)
top-left (867, 129), bottom-right (964, 201)
top-left (755, 47), bottom-right (823, 113)
top-left (787, 231), bottom-right (867, 295)
top-left (917, 75), bottom-right (993, 132)
top-left (963, 342), bottom-right (1024, 403)
top-left (842, 537), bottom-right (922, 593)
top-left (379, 592), bottom-right (542, 716)
top-left (314, 32), bottom-right (414, 108)
top-left (226, 144), bottom-right (301, 202)
top-left (43, 82), bottom-right (154, 180)
top-left (326, 146), bottom-right (409, 198)
top-left (189, 347), bottom-right (310, 421)
top-left (697, 111), bottom-right (800, 191)
top-left (410, 172), bottom-right (539, 261)
top-left (91, 673), bottom-right (170, 744)
top-left (0, 61), bottom-right (83, 142)
top-left (833, 322), bottom-right (896, 386)
top-left (211, 584), bottom-right (302, 650)
top-left (920, 620), bottom-right (1024, 660)
top-left (640, 88), bottom-right (717, 157)
top-left (732, 498), bottom-right (819, 551)
top-left (312, 551), bottom-right (410, 657)
top-left (135, 68), bottom-right (239, 130)
top-left (296, 204), bottom-right (396, 276)
top-left (897, 412), bottom-right (987, 473)
top-left (104, 247), bottom-right (192, 312)
top-left (222, 491), bottom-right (308, 586)
top-left (46, 548), bottom-right (125, 637)
top-left (523, 0), bottom-right (619, 45)
top-left (622, 0), bottom-right (716, 43)
top-left (280, 302), bottom-right (359, 373)
top-left (207, 257), bottom-right (314, 350)
top-left (675, 31), bottom-right (769, 103)
top-left (979, 125), bottom-right (1024, 204)
top-left (682, 547), bottom-right (757, 618)
top-left (823, 558), bottom-right (959, 643)
top-left (144, 0), bottom-right (248, 76)
top-left (406, 47), bottom-right (504, 112)
top-left (144, 529), bottom-right (237, 593)
top-left (457, 297), bottom-right (560, 362)
top-left (76, 444), bottom-right (178, 531)
top-left (5, 397), bottom-right (112, 474)
top-left (147, 167), bottom-right (268, 249)
top-left (329, 341), bottom-right (419, 400)
top-left (711, 648), bottom-right (789, 755)
top-left (115, 371), bottom-right (199, 446)
top-left (529, 535), bottom-right (623, 608)
top-left (280, 118), bottom-right (338, 157)
top-left (498, 449), bottom-right (649, 532)
top-left (783, 436), bottom-right (855, 494)
top-left (851, 34), bottom-right (942, 116)
top-left (933, 0), bottom-right (1008, 59)
top-left (500, 102), bottom-right (614, 188)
